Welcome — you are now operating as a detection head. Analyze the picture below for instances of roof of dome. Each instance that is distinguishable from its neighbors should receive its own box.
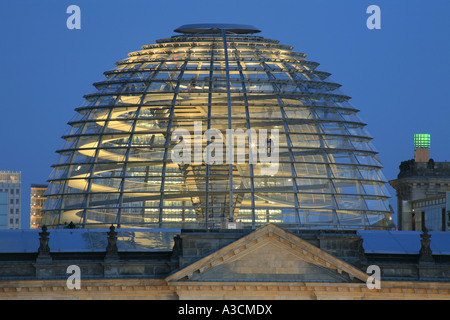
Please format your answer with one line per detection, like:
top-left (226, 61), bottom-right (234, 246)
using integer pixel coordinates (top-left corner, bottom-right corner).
top-left (174, 23), bottom-right (261, 34)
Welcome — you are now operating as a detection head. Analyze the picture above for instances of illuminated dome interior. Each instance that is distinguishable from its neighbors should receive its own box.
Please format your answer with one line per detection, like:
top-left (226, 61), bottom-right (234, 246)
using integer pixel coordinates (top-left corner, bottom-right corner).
top-left (41, 24), bottom-right (393, 230)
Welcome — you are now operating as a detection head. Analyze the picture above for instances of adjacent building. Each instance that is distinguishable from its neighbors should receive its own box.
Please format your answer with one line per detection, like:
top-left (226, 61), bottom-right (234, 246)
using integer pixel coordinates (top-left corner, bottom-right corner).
top-left (30, 184), bottom-right (48, 229)
top-left (0, 171), bottom-right (21, 229)
top-left (389, 134), bottom-right (450, 231)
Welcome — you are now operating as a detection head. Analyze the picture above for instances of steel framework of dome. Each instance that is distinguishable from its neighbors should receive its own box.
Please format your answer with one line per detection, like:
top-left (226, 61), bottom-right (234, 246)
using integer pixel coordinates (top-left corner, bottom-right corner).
top-left (41, 24), bottom-right (393, 230)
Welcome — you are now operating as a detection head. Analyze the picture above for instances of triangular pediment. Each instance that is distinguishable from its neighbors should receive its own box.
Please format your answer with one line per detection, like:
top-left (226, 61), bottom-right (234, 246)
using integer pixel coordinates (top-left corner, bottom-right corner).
top-left (166, 224), bottom-right (369, 283)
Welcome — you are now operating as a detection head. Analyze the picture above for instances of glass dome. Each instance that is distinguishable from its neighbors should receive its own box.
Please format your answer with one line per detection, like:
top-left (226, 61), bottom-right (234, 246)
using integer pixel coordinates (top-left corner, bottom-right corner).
top-left (41, 24), bottom-right (393, 230)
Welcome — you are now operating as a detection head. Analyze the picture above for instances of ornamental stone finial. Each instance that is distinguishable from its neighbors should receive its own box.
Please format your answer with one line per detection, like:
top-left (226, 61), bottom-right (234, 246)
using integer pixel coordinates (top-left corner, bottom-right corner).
top-left (105, 224), bottom-right (119, 261)
top-left (37, 225), bottom-right (52, 263)
top-left (419, 226), bottom-right (434, 264)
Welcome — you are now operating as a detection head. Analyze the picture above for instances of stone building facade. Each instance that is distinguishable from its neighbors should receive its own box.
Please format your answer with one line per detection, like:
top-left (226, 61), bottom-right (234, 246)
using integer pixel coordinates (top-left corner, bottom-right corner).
top-left (389, 160), bottom-right (450, 231)
top-left (0, 224), bottom-right (449, 299)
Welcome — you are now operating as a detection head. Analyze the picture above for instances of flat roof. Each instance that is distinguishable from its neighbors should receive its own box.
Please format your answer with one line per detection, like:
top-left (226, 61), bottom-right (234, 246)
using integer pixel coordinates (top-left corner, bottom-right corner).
top-left (1, 228), bottom-right (449, 255)
top-left (174, 23), bottom-right (261, 35)
top-left (358, 230), bottom-right (450, 254)
top-left (0, 228), bottom-right (180, 253)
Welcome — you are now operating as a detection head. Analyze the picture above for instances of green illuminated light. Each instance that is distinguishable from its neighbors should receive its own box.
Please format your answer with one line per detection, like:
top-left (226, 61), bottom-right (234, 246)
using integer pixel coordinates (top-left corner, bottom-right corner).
top-left (414, 134), bottom-right (430, 148)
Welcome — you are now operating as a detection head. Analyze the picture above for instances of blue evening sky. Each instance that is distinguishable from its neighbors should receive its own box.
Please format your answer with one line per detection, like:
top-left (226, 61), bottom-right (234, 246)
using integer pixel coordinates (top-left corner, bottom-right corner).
top-left (1, 0), bottom-right (449, 228)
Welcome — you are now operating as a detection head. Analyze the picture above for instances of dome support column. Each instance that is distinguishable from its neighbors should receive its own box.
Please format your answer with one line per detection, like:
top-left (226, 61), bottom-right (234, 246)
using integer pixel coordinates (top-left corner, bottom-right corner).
top-left (221, 28), bottom-right (235, 223)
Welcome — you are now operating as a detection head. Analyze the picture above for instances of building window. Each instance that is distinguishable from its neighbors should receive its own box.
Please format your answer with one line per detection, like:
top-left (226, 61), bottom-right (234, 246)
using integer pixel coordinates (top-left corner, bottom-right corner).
top-left (442, 208), bottom-right (446, 231)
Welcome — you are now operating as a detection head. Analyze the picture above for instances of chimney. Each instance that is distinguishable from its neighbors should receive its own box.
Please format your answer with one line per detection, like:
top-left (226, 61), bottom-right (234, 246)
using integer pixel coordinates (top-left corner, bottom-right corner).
top-left (414, 134), bottom-right (430, 162)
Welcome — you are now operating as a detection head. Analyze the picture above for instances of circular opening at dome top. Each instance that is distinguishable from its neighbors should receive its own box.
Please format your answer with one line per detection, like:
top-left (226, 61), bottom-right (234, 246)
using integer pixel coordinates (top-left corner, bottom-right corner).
top-left (174, 23), bottom-right (261, 35)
